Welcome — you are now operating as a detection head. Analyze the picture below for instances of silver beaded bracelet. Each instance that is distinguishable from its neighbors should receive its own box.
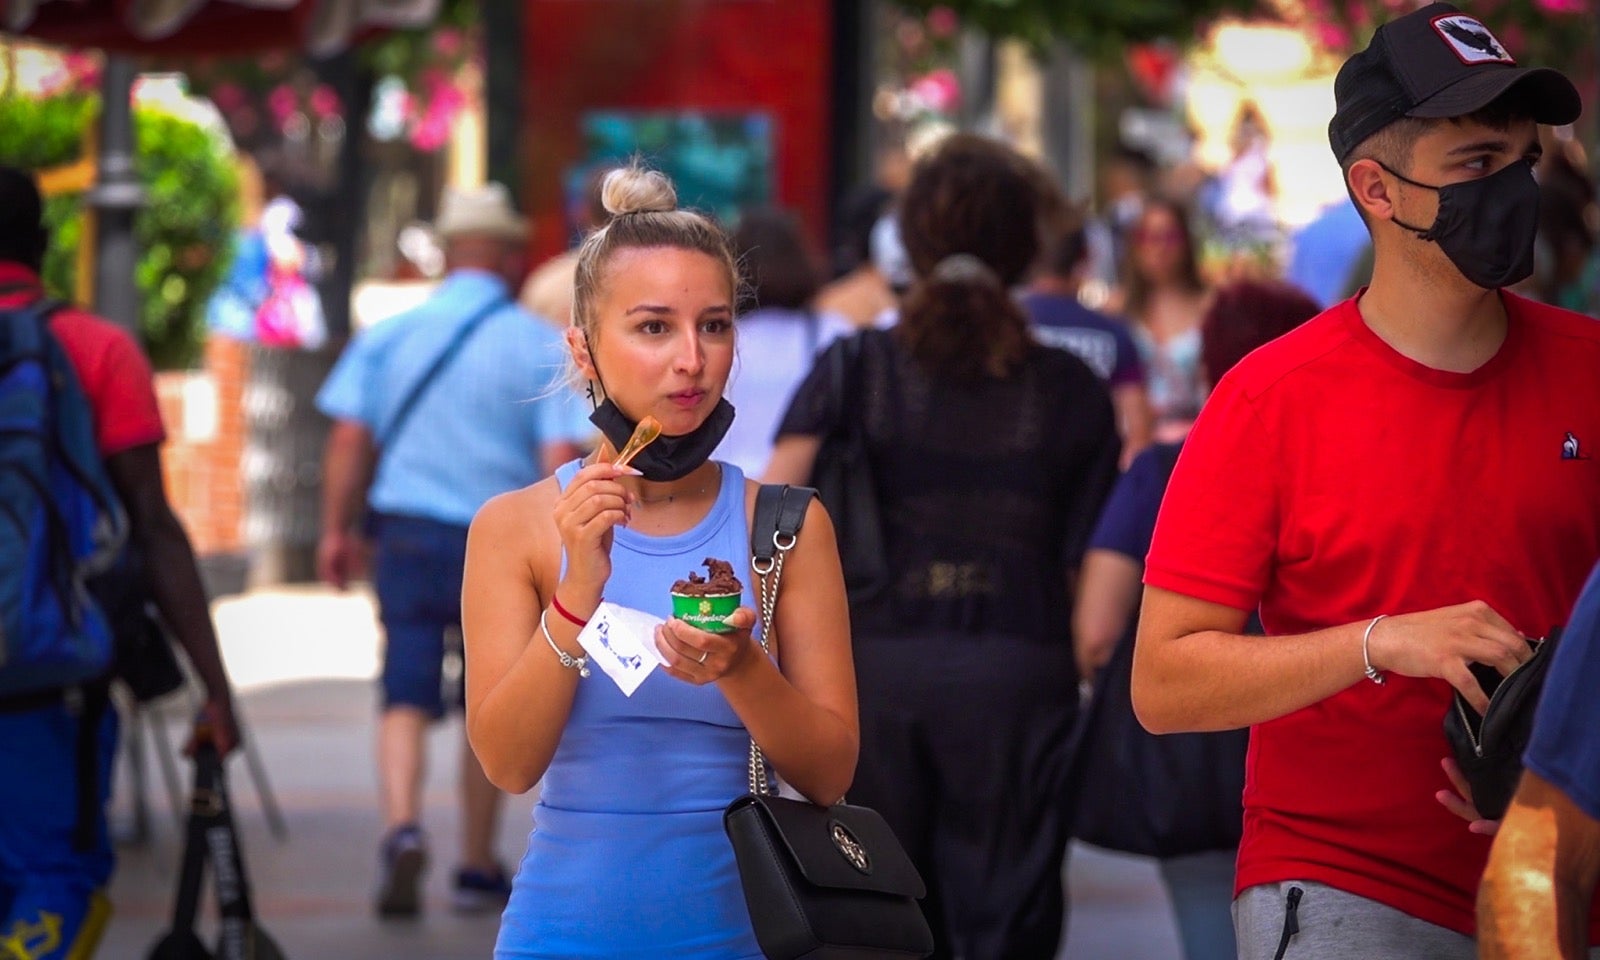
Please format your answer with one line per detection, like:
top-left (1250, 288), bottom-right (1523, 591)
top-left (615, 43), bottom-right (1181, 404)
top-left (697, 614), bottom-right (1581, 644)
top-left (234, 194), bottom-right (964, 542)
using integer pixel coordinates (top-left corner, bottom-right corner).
top-left (541, 610), bottom-right (590, 678)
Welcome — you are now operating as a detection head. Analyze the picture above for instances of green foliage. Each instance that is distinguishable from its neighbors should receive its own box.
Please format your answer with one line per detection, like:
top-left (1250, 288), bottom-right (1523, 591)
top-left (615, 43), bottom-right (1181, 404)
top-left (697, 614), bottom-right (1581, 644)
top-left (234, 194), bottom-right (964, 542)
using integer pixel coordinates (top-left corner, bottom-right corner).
top-left (127, 109), bottom-right (240, 369)
top-left (0, 93), bottom-right (95, 169)
top-left (0, 93), bottom-right (238, 370)
top-left (360, 0), bottom-right (475, 85)
top-left (1301, 0), bottom-right (1595, 68)
top-left (894, 0), bottom-right (1258, 54)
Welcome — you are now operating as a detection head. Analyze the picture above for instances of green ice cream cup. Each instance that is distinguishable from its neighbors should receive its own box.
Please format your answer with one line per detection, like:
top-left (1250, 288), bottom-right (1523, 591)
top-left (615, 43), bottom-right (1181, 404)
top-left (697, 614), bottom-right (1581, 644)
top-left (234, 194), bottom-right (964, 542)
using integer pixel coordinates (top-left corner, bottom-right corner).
top-left (671, 592), bottom-right (741, 633)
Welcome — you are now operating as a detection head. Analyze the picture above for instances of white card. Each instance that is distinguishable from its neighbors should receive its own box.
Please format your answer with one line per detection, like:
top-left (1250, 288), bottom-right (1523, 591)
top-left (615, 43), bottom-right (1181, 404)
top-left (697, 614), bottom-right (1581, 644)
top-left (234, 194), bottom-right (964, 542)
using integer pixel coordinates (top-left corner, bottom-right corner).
top-left (575, 602), bottom-right (670, 696)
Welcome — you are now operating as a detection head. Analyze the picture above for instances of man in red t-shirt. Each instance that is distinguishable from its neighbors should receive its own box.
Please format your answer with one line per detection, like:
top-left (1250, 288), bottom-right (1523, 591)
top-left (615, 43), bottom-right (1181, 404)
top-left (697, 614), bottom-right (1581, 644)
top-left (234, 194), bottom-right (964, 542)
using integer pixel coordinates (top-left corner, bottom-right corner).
top-left (0, 166), bottom-right (238, 959)
top-left (1133, 5), bottom-right (1600, 958)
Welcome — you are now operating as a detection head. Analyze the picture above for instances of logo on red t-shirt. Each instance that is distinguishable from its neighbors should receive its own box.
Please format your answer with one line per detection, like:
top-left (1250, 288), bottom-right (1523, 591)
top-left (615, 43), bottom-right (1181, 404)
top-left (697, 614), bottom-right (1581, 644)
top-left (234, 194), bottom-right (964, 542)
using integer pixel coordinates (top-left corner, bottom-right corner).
top-left (1564, 432), bottom-right (1590, 460)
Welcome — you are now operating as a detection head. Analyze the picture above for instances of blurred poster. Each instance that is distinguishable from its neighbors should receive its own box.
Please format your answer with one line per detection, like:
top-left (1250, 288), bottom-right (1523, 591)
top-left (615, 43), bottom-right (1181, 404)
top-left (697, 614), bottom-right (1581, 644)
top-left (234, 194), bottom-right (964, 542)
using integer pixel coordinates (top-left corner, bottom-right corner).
top-left (571, 111), bottom-right (774, 228)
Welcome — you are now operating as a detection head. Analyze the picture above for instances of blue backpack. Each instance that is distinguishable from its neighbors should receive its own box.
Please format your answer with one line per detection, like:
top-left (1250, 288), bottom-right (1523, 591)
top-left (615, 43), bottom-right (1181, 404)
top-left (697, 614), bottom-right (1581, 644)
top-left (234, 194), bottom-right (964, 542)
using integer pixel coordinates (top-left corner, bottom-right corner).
top-left (0, 299), bottom-right (127, 698)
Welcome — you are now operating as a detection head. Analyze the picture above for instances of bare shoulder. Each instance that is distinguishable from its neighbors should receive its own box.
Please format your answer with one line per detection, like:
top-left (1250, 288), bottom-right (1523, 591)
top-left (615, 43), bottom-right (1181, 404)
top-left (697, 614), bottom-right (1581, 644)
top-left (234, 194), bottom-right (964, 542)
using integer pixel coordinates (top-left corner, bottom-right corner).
top-left (473, 477), bottom-right (559, 533)
top-left (469, 477), bottom-right (565, 585)
top-left (797, 494), bottom-right (838, 553)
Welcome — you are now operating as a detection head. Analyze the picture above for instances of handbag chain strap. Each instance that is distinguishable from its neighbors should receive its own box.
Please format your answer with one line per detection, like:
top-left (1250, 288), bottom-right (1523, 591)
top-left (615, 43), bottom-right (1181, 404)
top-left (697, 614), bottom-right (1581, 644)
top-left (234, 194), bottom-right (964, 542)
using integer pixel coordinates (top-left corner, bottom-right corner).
top-left (746, 533), bottom-right (792, 796)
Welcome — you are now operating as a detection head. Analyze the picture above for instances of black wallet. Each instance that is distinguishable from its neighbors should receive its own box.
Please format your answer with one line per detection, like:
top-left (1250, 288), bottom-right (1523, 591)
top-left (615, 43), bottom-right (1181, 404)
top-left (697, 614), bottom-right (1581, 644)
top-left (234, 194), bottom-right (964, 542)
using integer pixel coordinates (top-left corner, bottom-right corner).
top-left (1442, 627), bottom-right (1560, 820)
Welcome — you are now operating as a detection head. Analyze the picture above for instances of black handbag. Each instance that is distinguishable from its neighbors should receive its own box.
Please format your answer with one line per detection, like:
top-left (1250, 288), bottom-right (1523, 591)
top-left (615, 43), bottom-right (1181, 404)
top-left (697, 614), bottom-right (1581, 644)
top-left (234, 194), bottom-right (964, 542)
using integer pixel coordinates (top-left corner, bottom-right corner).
top-left (1068, 617), bottom-right (1249, 858)
top-left (723, 484), bottom-right (934, 960)
top-left (1442, 627), bottom-right (1560, 821)
top-left (808, 333), bottom-right (890, 604)
top-left (1066, 443), bottom-right (1248, 858)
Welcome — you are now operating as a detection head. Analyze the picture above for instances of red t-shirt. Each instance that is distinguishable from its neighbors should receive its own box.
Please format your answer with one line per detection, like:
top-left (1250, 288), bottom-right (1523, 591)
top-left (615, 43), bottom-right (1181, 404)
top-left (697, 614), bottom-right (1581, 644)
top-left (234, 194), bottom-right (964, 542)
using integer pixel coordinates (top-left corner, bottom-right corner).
top-left (0, 263), bottom-right (165, 457)
top-left (1146, 292), bottom-right (1600, 936)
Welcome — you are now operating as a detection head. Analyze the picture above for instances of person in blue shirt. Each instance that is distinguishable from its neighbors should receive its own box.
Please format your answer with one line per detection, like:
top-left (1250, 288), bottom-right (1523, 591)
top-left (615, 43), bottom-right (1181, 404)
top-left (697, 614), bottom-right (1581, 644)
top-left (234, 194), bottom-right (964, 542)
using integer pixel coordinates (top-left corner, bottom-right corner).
top-left (1478, 560), bottom-right (1600, 959)
top-left (1285, 196), bottom-right (1370, 309)
top-left (1023, 217), bottom-right (1153, 466)
top-left (315, 183), bottom-right (590, 919)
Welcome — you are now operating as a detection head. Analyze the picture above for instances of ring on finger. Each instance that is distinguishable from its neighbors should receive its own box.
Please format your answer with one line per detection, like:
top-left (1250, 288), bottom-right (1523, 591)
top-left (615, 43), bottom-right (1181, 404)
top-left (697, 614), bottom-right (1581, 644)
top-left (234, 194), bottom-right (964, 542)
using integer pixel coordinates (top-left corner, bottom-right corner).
top-left (697, 650), bottom-right (708, 664)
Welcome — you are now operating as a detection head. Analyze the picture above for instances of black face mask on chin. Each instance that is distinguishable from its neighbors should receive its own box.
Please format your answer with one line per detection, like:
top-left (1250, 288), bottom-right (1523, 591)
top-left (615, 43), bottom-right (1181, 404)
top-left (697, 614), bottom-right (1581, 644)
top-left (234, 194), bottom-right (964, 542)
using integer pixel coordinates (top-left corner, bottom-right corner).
top-left (1380, 158), bottom-right (1540, 290)
top-left (589, 397), bottom-right (736, 482)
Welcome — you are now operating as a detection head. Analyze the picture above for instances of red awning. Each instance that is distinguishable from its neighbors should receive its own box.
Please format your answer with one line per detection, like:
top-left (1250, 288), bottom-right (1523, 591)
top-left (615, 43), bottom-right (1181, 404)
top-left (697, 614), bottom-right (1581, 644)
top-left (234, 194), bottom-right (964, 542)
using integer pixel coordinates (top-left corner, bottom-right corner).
top-left (3, 0), bottom-right (438, 55)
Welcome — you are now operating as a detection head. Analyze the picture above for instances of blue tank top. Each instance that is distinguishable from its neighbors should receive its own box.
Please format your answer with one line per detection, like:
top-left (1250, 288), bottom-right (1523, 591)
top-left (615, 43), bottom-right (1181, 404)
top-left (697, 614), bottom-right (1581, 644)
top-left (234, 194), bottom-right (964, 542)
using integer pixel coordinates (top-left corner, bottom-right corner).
top-left (495, 460), bottom-right (763, 960)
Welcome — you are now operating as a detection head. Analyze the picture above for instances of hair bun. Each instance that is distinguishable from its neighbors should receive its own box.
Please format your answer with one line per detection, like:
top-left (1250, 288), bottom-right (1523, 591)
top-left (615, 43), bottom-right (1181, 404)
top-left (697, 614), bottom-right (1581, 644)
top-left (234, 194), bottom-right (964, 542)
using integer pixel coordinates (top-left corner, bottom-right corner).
top-left (601, 166), bottom-right (677, 217)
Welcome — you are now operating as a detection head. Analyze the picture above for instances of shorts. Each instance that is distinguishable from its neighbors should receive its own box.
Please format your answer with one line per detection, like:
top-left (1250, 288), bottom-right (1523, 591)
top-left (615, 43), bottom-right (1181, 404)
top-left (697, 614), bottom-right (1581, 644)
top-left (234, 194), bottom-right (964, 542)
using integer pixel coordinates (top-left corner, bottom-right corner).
top-left (0, 699), bottom-right (117, 960)
top-left (1235, 879), bottom-right (1600, 960)
top-left (370, 512), bottom-right (471, 719)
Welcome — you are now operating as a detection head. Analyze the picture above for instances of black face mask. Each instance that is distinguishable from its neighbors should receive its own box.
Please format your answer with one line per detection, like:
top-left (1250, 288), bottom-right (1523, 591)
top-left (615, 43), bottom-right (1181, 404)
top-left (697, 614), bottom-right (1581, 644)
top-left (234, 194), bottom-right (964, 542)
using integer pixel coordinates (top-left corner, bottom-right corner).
top-left (1380, 159), bottom-right (1540, 290)
top-left (589, 397), bottom-right (736, 482)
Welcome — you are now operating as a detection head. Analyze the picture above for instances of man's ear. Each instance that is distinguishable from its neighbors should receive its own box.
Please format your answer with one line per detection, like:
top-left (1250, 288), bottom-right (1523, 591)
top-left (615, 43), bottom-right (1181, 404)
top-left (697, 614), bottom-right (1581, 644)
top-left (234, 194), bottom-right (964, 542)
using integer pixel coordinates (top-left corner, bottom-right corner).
top-left (1346, 159), bottom-right (1396, 224)
top-left (566, 324), bottom-right (598, 383)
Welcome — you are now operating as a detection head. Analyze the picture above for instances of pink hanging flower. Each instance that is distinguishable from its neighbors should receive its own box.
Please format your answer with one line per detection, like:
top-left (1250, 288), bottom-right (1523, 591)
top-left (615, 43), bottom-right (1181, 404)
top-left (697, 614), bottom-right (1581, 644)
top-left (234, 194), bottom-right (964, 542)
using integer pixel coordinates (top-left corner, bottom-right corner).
top-left (62, 51), bottom-right (101, 92)
top-left (410, 111), bottom-right (450, 152)
top-left (1534, 0), bottom-right (1587, 13)
top-left (1314, 21), bottom-right (1352, 51)
top-left (896, 20), bottom-right (926, 54)
top-left (419, 67), bottom-right (452, 94)
top-left (308, 84), bottom-right (342, 120)
top-left (429, 79), bottom-right (465, 115)
top-left (209, 81), bottom-right (246, 113)
top-left (926, 6), bottom-right (959, 39)
top-left (909, 68), bottom-right (961, 115)
top-left (432, 27), bottom-right (465, 58)
top-left (267, 84), bottom-right (300, 128)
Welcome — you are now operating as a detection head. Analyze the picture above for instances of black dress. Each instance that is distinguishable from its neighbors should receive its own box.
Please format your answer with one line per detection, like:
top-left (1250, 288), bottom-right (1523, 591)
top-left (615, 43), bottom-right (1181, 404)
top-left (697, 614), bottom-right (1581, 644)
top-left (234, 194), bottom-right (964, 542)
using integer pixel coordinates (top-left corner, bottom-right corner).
top-left (777, 328), bottom-right (1121, 960)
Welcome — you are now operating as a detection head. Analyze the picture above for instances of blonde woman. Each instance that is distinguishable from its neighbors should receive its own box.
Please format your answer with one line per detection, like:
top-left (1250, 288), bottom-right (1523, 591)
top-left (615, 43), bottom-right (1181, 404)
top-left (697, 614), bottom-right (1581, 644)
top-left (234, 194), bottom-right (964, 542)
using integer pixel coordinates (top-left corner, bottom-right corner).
top-left (462, 165), bottom-right (858, 959)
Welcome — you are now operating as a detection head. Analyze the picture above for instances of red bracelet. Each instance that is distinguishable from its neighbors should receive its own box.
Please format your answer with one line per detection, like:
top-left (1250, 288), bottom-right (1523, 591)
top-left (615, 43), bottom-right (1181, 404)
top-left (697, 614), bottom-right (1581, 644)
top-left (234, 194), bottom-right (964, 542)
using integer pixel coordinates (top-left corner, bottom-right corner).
top-left (551, 594), bottom-right (593, 628)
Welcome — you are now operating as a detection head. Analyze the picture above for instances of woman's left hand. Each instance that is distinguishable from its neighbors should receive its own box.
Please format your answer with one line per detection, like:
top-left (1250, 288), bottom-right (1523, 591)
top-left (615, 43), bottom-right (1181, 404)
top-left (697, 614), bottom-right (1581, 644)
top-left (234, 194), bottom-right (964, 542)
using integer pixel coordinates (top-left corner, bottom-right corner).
top-left (656, 608), bottom-right (761, 684)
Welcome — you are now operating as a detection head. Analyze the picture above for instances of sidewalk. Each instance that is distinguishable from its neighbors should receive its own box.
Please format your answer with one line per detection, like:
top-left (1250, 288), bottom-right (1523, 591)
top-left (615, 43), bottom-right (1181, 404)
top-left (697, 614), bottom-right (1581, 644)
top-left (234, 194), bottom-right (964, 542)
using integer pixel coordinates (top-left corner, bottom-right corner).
top-left (94, 585), bottom-right (1183, 959)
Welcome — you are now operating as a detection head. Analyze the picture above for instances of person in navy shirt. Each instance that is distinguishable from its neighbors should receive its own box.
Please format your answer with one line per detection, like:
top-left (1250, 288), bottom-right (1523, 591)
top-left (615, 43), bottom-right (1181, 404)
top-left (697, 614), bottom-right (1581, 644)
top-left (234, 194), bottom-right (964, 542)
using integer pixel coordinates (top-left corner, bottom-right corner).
top-left (1072, 278), bottom-right (1320, 960)
top-left (1479, 560), bottom-right (1600, 959)
top-left (1023, 219), bottom-right (1152, 466)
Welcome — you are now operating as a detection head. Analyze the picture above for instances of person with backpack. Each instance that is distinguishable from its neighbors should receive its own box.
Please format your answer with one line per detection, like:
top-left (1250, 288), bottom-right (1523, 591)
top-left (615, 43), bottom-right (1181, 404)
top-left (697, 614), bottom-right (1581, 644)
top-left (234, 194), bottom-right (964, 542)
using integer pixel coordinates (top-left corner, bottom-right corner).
top-left (315, 182), bottom-right (591, 918)
top-left (0, 166), bottom-right (238, 959)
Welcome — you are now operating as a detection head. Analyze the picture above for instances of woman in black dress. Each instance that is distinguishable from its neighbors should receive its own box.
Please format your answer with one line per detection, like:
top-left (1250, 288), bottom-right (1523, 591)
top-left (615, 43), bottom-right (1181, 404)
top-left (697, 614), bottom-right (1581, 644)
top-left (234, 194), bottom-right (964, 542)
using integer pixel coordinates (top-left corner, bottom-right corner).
top-left (766, 134), bottom-right (1121, 960)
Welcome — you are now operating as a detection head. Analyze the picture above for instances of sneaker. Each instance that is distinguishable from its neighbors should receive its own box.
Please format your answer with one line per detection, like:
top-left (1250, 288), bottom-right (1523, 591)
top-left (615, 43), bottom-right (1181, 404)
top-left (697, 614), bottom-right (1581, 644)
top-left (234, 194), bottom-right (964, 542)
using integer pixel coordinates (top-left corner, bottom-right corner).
top-left (451, 864), bottom-right (512, 915)
top-left (376, 825), bottom-right (428, 919)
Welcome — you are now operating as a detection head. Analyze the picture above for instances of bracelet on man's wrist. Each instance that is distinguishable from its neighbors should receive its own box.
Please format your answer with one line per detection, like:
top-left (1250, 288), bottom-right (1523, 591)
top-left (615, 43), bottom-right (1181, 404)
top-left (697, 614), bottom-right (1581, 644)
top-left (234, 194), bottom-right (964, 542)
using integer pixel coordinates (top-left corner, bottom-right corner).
top-left (1362, 615), bottom-right (1389, 685)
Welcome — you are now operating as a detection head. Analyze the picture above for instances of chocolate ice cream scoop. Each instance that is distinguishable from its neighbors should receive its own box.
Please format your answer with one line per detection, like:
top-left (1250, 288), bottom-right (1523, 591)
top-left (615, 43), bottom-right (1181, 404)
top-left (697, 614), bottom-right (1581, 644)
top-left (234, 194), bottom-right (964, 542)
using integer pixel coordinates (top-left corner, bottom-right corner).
top-left (672, 557), bottom-right (743, 596)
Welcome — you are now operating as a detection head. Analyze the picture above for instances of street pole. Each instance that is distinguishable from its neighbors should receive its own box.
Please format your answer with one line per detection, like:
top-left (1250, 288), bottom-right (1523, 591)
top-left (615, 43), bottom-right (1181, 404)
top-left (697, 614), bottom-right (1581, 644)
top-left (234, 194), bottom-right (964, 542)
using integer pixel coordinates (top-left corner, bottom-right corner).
top-left (484, 0), bottom-right (523, 204)
top-left (1043, 42), bottom-right (1096, 206)
top-left (87, 55), bottom-right (145, 335)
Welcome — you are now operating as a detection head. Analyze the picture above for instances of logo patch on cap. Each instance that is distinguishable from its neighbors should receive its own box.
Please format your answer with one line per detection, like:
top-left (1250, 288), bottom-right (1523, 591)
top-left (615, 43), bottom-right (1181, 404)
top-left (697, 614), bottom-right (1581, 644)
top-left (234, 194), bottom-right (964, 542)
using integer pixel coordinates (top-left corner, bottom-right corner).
top-left (1432, 15), bottom-right (1514, 65)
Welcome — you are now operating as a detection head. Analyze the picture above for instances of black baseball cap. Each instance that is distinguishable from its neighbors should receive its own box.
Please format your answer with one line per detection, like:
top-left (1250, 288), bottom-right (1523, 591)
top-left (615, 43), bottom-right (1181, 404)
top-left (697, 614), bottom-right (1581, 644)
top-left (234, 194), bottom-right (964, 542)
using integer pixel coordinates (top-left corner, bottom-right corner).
top-left (1328, 2), bottom-right (1581, 162)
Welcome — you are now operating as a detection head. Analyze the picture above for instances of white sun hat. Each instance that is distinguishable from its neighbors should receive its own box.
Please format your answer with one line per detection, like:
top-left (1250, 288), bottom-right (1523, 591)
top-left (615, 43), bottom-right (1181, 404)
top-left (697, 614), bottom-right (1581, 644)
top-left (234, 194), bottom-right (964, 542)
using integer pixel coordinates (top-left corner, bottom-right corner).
top-left (435, 182), bottom-right (528, 241)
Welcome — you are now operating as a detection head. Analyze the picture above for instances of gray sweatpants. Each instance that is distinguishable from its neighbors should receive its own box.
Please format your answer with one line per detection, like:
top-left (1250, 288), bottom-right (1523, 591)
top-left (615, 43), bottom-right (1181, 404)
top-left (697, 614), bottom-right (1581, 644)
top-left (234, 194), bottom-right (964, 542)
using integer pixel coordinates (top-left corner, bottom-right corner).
top-left (1235, 880), bottom-right (1600, 960)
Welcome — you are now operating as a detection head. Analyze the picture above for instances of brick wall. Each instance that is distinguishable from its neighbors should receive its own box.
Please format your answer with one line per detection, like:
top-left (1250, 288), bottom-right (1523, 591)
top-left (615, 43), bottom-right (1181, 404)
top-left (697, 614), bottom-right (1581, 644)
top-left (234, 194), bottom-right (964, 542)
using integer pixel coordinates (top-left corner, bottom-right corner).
top-left (153, 336), bottom-right (249, 556)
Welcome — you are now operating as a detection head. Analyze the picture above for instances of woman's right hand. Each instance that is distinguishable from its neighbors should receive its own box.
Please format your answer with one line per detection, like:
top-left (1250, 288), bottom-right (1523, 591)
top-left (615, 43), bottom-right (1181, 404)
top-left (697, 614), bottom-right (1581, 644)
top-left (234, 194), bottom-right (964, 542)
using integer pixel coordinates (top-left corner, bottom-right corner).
top-left (550, 460), bottom-right (637, 605)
